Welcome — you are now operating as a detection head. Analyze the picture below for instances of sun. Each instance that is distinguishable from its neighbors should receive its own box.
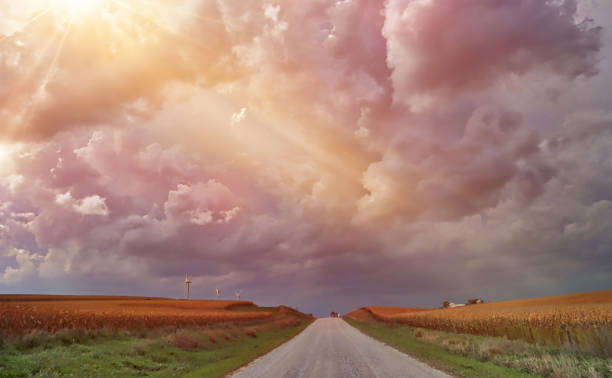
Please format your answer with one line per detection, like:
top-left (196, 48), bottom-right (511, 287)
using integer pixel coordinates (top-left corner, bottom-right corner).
top-left (59, 0), bottom-right (105, 17)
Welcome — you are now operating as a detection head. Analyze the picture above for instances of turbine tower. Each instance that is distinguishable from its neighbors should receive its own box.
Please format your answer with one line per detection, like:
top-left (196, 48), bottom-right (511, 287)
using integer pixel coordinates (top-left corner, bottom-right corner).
top-left (185, 273), bottom-right (192, 300)
top-left (234, 290), bottom-right (241, 301)
top-left (216, 286), bottom-right (220, 299)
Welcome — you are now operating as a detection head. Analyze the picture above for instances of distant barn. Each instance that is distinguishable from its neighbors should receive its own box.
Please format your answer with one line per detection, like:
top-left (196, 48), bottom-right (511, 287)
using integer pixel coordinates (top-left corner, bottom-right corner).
top-left (443, 298), bottom-right (484, 308)
top-left (443, 301), bottom-right (465, 308)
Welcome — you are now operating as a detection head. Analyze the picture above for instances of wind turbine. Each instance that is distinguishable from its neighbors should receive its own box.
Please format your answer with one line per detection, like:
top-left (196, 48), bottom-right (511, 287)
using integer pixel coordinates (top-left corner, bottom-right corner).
top-left (216, 286), bottom-right (220, 299)
top-left (185, 273), bottom-right (192, 300)
top-left (234, 290), bottom-right (241, 301)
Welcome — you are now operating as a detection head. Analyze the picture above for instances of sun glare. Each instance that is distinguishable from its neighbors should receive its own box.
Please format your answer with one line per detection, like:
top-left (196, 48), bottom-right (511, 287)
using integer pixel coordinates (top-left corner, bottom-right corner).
top-left (0, 144), bottom-right (13, 169)
top-left (59, 0), bottom-right (105, 17)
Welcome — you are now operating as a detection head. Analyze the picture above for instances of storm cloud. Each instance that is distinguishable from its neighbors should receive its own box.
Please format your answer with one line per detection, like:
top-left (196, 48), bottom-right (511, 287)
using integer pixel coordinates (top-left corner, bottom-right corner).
top-left (0, 0), bottom-right (611, 315)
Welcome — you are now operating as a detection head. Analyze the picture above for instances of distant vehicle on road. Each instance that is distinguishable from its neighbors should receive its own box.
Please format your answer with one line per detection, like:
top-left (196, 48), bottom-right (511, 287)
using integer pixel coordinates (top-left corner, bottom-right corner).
top-left (330, 311), bottom-right (339, 318)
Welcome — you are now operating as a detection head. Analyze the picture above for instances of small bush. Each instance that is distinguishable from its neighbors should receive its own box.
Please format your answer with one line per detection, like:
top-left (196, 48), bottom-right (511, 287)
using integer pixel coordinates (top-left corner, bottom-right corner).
top-left (17, 329), bottom-right (48, 349)
top-left (132, 339), bottom-right (153, 355)
top-left (479, 346), bottom-right (504, 361)
top-left (245, 328), bottom-right (257, 338)
top-left (168, 333), bottom-right (199, 351)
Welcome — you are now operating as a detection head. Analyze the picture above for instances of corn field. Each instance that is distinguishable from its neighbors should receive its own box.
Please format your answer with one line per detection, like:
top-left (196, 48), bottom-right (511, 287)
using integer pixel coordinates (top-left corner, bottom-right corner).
top-left (366, 290), bottom-right (612, 357)
top-left (0, 297), bottom-right (272, 337)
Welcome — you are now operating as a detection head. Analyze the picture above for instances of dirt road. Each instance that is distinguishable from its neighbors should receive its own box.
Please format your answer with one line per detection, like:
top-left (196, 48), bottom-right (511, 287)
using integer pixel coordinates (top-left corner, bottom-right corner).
top-left (230, 318), bottom-right (450, 378)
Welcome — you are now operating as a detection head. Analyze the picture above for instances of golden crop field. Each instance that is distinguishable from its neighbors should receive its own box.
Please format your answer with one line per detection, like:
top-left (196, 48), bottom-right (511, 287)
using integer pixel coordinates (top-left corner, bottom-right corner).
top-left (344, 307), bottom-right (427, 323)
top-left (366, 306), bottom-right (427, 317)
top-left (361, 290), bottom-right (612, 356)
top-left (0, 295), bottom-right (273, 336)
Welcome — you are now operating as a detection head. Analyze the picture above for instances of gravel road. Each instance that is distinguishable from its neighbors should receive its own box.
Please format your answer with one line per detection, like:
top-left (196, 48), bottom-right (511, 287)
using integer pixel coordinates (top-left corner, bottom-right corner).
top-left (230, 318), bottom-right (450, 378)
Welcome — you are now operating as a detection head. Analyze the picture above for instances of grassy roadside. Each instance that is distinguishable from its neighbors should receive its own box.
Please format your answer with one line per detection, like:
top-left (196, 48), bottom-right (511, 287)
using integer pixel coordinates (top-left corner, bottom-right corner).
top-left (183, 319), bottom-right (310, 377)
top-left (0, 313), bottom-right (312, 377)
top-left (344, 317), bottom-right (536, 378)
top-left (344, 317), bottom-right (611, 378)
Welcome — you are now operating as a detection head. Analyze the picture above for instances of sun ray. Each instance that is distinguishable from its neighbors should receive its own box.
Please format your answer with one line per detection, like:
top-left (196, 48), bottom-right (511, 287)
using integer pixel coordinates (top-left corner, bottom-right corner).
top-left (39, 17), bottom-right (74, 94)
top-left (3, 27), bottom-right (64, 97)
top-left (133, 0), bottom-right (223, 25)
top-left (10, 16), bottom-right (74, 136)
top-left (0, 7), bottom-right (54, 44)
top-left (109, 0), bottom-right (214, 53)
top-left (0, 14), bottom-right (65, 127)
top-left (43, 18), bottom-right (73, 85)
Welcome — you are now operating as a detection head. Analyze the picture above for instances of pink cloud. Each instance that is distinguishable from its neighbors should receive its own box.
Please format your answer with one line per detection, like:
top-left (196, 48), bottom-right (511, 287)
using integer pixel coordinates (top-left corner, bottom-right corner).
top-left (383, 0), bottom-right (602, 108)
top-left (165, 181), bottom-right (241, 225)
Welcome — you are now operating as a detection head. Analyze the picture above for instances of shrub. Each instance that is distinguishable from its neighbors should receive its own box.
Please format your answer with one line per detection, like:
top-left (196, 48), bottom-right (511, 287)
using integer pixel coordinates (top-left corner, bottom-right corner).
top-left (245, 328), bottom-right (257, 338)
top-left (131, 339), bottom-right (153, 355)
top-left (168, 333), bottom-right (199, 351)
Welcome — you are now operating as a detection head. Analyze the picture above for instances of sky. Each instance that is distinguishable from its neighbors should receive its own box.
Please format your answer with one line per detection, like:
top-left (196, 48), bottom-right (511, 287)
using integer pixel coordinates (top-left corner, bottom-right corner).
top-left (0, 0), bottom-right (611, 316)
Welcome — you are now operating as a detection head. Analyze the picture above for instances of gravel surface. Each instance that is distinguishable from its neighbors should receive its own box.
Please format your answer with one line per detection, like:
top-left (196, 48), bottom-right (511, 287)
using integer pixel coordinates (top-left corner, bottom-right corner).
top-left (230, 318), bottom-right (451, 378)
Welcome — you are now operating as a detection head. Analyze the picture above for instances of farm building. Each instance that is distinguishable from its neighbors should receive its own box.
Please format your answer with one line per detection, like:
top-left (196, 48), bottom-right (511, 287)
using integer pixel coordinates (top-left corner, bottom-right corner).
top-left (442, 301), bottom-right (466, 308)
top-left (467, 298), bottom-right (484, 305)
top-left (443, 298), bottom-right (484, 308)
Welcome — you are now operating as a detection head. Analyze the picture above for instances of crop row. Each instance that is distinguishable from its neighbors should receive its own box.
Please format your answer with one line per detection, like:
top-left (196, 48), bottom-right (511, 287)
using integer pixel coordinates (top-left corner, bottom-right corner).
top-left (0, 303), bottom-right (271, 336)
top-left (367, 305), bottom-right (611, 357)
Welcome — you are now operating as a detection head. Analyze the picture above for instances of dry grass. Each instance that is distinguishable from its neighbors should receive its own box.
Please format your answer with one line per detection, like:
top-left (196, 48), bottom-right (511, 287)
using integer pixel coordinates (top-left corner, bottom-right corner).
top-left (365, 290), bottom-right (612, 356)
top-left (0, 295), bottom-right (272, 337)
top-left (381, 325), bottom-right (612, 377)
top-left (505, 353), bottom-right (607, 378)
top-left (244, 327), bottom-right (258, 338)
top-left (167, 332), bottom-right (200, 351)
top-left (344, 308), bottom-right (376, 322)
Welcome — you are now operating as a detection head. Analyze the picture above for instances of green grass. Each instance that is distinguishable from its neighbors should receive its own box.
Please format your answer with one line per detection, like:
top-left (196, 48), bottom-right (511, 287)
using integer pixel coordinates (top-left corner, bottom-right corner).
top-left (344, 317), bottom-right (537, 378)
top-left (0, 319), bottom-right (312, 378)
top-left (181, 323), bottom-right (303, 378)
